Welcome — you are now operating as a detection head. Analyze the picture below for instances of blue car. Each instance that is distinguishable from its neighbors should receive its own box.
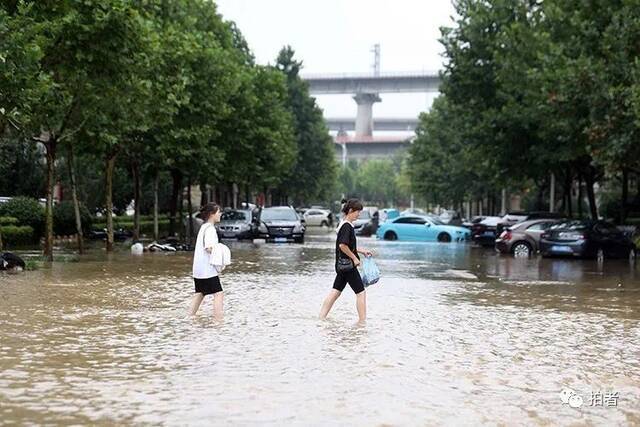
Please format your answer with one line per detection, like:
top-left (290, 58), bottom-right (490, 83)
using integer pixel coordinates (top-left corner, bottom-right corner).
top-left (376, 215), bottom-right (471, 242)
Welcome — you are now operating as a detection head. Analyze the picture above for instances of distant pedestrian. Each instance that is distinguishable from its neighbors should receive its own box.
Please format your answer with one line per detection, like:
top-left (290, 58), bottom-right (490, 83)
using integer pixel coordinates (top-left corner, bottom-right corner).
top-left (319, 198), bottom-right (372, 322)
top-left (189, 203), bottom-right (224, 319)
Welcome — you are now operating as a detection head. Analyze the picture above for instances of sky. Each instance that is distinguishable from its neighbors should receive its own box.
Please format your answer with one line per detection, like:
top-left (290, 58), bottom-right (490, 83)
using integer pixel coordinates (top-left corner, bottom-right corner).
top-left (215, 0), bottom-right (457, 121)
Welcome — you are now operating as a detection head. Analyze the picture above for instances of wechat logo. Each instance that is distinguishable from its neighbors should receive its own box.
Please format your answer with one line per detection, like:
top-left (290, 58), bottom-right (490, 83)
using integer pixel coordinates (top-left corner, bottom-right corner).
top-left (560, 388), bottom-right (584, 408)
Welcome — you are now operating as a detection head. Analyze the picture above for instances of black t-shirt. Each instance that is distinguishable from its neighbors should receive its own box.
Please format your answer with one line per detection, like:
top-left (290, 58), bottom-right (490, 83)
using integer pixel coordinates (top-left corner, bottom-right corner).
top-left (336, 222), bottom-right (358, 266)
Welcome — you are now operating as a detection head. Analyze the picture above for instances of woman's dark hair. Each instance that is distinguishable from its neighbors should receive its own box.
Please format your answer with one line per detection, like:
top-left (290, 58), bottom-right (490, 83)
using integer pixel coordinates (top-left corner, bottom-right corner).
top-left (341, 198), bottom-right (363, 215)
top-left (200, 203), bottom-right (220, 221)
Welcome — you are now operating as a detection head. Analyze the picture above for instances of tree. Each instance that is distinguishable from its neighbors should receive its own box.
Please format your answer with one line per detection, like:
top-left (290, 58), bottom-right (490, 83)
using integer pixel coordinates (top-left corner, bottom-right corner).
top-left (275, 46), bottom-right (337, 205)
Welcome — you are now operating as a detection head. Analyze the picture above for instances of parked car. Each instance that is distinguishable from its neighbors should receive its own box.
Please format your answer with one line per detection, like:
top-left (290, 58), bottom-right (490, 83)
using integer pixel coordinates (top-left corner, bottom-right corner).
top-left (255, 206), bottom-right (305, 243)
top-left (359, 210), bottom-right (380, 237)
top-left (376, 215), bottom-right (470, 242)
top-left (303, 208), bottom-right (334, 227)
top-left (88, 228), bottom-right (133, 241)
top-left (539, 220), bottom-right (637, 261)
top-left (495, 219), bottom-right (561, 257)
top-left (353, 209), bottom-right (374, 236)
top-left (470, 216), bottom-right (503, 247)
top-left (400, 208), bottom-right (427, 217)
top-left (495, 211), bottom-right (565, 237)
top-left (439, 210), bottom-right (463, 226)
top-left (379, 208), bottom-right (400, 223)
top-left (216, 209), bottom-right (255, 240)
top-left (462, 216), bottom-right (486, 230)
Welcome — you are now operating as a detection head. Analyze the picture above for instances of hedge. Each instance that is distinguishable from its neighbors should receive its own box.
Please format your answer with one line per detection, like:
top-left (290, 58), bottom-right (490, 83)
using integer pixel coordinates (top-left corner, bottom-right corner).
top-left (0, 225), bottom-right (35, 246)
top-left (0, 197), bottom-right (44, 236)
top-left (92, 214), bottom-right (169, 224)
top-left (0, 216), bottom-right (18, 226)
top-left (92, 219), bottom-right (170, 235)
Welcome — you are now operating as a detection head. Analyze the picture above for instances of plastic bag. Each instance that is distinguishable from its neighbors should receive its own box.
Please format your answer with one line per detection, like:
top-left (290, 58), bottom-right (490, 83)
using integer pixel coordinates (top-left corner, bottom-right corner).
top-left (362, 256), bottom-right (380, 287)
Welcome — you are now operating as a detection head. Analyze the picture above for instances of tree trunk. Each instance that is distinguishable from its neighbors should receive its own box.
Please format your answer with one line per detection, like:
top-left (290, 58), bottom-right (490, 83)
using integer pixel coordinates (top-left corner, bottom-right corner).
top-left (169, 168), bottom-right (182, 237)
top-left (577, 173), bottom-right (583, 218)
top-left (153, 171), bottom-right (159, 241)
top-left (564, 169), bottom-right (572, 218)
top-left (187, 175), bottom-right (193, 245)
top-left (245, 184), bottom-right (250, 207)
top-left (66, 144), bottom-right (84, 254)
top-left (105, 154), bottom-right (117, 252)
top-left (43, 138), bottom-right (56, 261)
top-left (178, 182), bottom-right (184, 242)
top-left (131, 159), bottom-right (141, 240)
top-left (584, 170), bottom-right (598, 220)
top-left (621, 168), bottom-right (629, 224)
top-left (200, 183), bottom-right (208, 207)
top-left (549, 173), bottom-right (556, 213)
top-left (536, 181), bottom-right (545, 211)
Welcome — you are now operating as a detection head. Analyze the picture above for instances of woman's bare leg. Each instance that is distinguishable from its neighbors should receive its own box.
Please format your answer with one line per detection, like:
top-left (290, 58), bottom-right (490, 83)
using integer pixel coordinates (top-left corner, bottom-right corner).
top-left (213, 291), bottom-right (224, 320)
top-left (319, 289), bottom-right (341, 319)
top-left (189, 293), bottom-right (204, 316)
top-left (356, 291), bottom-right (366, 322)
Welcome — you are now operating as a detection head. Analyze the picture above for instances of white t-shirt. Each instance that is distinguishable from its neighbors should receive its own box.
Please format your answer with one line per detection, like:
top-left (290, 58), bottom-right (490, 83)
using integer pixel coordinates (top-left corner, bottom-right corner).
top-left (192, 222), bottom-right (219, 279)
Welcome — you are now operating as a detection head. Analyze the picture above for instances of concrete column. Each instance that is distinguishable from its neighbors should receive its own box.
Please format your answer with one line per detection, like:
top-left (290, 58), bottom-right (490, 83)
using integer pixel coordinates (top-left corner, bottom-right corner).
top-left (501, 188), bottom-right (507, 215)
top-left (353, 93), bottom-right (381, 137)
top-left (340, 143), bottom-right (347, 167)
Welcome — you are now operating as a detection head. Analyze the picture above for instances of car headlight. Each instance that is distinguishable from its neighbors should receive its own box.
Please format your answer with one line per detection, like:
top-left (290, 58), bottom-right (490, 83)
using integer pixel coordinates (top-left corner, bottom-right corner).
top-left (258, 224), bottom-right (268, 233)
top-left (293, 224), bottom-right (304, 233)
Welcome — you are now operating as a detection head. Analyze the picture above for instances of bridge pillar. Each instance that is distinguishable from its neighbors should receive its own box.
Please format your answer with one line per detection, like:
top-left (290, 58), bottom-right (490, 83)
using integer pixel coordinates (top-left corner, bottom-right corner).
top-left (353, 93), bottom-right (381, 137)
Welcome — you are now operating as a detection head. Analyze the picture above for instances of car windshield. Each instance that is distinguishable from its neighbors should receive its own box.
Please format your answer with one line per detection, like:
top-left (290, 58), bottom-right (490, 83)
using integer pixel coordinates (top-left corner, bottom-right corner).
top-left (358, 210), bottom-right (371, 220)
top-left (261, 208), bottom-right (299, 222)
top-left (551, 221), bottom-right (588, 231)
top-left (221, 211), bottom-right (247, 221)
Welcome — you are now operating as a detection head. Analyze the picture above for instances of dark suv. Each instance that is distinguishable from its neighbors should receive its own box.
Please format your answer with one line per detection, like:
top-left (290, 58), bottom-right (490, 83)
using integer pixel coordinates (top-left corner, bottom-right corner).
top-left (255, 206), bottom-right (306, 243)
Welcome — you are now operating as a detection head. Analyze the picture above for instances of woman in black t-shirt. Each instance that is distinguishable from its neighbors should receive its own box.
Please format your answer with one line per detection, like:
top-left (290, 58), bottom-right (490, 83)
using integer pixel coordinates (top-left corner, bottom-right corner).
top-left (319, 199), bottom-right (372, 322)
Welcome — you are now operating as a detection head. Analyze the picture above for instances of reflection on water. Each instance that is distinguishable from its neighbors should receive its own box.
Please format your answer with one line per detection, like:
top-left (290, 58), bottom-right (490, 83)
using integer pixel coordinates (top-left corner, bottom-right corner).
top-left (1, 233), bottom-right (639, 425)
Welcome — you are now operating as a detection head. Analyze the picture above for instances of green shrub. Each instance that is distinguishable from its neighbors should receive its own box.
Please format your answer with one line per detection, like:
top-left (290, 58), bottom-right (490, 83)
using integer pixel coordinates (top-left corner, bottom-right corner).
top-left (0, 225), bottom-right (35, 246)
top-left (139, 219), bottom-right (170, 235)
top-left (0, 197), bottom-right (45, 236)
top-left (90, 218), bottom-right (170, 235)
top-left (625, 218), bottom-right (640, 226)
top-left (53, 201), bottom-right (93, 236)
top-left (0, 216), bottom-right (18, 226)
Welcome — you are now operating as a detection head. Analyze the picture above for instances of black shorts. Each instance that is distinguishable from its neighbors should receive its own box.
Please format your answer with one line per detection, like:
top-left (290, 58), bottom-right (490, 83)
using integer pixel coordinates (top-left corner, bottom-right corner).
top-left (333, 268), bottom-right (365, 294)
top-left (194, 276), bottom-right (223, 295)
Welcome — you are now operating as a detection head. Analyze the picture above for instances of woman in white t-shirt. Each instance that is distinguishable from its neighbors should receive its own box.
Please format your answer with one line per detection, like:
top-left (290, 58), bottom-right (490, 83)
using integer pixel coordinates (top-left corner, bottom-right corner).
top-left (189, 203), bottom-right (223, 318)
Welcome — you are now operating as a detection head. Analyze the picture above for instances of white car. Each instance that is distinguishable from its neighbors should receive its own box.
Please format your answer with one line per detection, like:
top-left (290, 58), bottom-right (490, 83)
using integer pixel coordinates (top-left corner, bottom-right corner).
top-left (303, 209), bottom-right (334, 227)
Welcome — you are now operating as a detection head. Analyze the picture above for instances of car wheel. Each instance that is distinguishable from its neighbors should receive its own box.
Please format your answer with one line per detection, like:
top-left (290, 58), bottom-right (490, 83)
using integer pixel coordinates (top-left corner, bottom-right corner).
top-left (596, 248), bottom-right (605, 263)
top-left (384, 231), bottom-right (397, 241)
top-left (320, 220), bottom-right (328, 227)
top-left (294, 236), bottom-right (304, 244)
top-left (437, 233), bottom-right (451, 243)
top-left (512, 242), bottom-right (532, 258)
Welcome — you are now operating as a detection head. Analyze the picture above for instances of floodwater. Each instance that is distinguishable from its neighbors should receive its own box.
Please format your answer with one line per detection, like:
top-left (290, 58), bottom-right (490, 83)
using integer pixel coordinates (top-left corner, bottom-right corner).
top-left (1, 230), bottom-right (639, 426)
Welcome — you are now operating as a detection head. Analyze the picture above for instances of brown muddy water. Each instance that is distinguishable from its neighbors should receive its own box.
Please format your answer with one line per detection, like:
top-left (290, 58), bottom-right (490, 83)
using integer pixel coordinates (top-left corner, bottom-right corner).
top-left (1, 230), bottom-right (639, 426)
